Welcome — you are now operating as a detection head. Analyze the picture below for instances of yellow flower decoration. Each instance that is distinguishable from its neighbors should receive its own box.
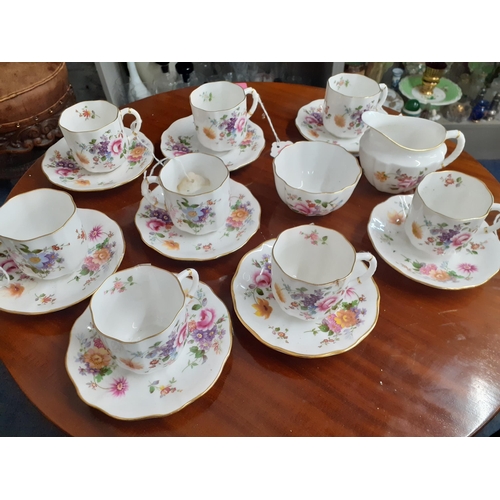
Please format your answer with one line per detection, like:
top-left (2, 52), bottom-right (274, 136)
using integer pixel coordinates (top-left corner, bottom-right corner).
top-left (252, 298), bottom-right (273, 319)
top-left (412, 222), bottom-right (423, 239)
top-left (274, 283), bottom-right (286, 303)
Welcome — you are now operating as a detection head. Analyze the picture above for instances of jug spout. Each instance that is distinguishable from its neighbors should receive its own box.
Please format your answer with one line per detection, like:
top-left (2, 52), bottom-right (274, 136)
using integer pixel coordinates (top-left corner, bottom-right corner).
top-left (362, 110), bottom-right (447, 151)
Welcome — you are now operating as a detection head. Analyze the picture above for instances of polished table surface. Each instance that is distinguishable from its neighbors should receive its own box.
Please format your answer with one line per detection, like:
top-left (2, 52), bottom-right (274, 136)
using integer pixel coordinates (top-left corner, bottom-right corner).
top-left (1, 82), bottom-right (500, 437)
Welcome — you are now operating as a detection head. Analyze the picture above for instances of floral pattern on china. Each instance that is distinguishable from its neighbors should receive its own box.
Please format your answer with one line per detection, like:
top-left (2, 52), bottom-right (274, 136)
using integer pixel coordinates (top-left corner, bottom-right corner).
top-left (74, 130), bottom-right (127, 170)
top-left (74, 285), bottom-right (229, 398)
top-left (324, 102), bottom-right (376, 136)
top-left (243, 253), bottom-right (368, 348)
top-left (285, 192), bottom-right (341, 216)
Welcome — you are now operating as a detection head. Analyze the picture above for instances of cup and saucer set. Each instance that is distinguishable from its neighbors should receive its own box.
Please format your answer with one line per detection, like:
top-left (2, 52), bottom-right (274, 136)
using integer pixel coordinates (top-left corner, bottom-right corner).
top-left (42, 100), bottom-right (154, 192)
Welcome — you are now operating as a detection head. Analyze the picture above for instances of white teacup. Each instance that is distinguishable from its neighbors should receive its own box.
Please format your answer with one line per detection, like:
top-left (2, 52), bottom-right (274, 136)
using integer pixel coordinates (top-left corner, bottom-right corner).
top-left (59, 100), bottom-right (142, 173)
top-left (190, 81), bottom-right (259, 152)
top-left (142, 152), bottom-right (231, 235)
top-left (404, 170), bottom-right (500, 257)
top-left (89, 264), bottom-right (199, 375)
top-left (0, 189), bottom-right (87, 282)
top-left (271, 225), bottom-right (377, 321)
top-left (323, 73), bottom-right (388, 139)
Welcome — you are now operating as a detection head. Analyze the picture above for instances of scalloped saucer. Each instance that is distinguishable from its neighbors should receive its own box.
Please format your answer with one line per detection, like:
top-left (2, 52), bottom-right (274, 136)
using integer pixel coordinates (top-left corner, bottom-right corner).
top-left (42, 128), bottom-right (154, 192)
top-left (295, 99), bottom-right (387, 154)
top-left (135, 179), bottom-right (261, 261)
top-left (367, 195), bottom-right (500, 290)
top-left (160, 116), bottom-right (265, 172)
top-left (0, 209), bottom-right (124, 314)
top-left (231, 240), bottom-right (380, 358)
top-left (65, 280), bottom-right (232, 420)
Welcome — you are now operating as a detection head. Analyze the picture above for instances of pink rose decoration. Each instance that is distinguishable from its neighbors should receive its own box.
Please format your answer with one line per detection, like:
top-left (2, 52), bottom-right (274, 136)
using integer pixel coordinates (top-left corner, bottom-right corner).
top-left (196, 308), bottom-right (217, 330)
top-left (55, 167), bottom-right (75, 177)
top-left (110, 139), bottom-right (123, 155)
top-left (323, 314), bottom-right (342, 334)
top-left (316, 295), bottom-right (340, 312)
top-left (451, 233), bottom-right (472, 247)
top-left (252, 270), bottom-right (272, 288)
top-left (176, 323), bottom-right (188, 348)
top-left (293, 202), bottom-right (315, 215)
top-left (236, 117), bottom-right (246, 133)
top-left (146, 219), bottom-right (166, 232)
top-left (419, 263), bottom-right (438, 275)
top-left (0, 258), bottom-right (18, 273)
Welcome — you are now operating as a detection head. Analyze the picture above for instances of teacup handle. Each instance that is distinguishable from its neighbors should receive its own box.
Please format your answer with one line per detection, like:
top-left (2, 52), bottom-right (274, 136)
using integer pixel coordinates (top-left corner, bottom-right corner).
top-left (120, 107), bottom-right (142, 134)
top-left (141, 175), bottom-right (162, 206)
top-left (245, 87), bottom-right (260, 119)
top-left (177, 268), bottom-right (200, 300)
top-left (0, 266), bottom-right (11, 288)
top-left (350, 252), bottom-right (377, 285)
top-left (376, 83), bottom-right (388, 111)
top-left (484, 203), bottom-right (500, 234)
top-left (442, 130), bottom-right (465, 167)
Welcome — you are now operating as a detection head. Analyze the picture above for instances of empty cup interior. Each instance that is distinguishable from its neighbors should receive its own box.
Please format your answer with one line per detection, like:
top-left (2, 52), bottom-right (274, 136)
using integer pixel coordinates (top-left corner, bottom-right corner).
top-left (190, 81), bottom-right (245, 111)
top-left (273, 226), bottom-right (355, 284)
top-left (328, 73), bottom-right (381, 98)
top-left (274, 142), bottom-right (360, 193)
top-left (418, 171), bottom-right (493, 219)
top-left (90, 266), bottom-right (185, 343)
top-left (60, 100), bottom-right (118, 132)
top-left (160, 153), bottom-right (228, 195)
top-left (0, 189), bottom-right (76, 240)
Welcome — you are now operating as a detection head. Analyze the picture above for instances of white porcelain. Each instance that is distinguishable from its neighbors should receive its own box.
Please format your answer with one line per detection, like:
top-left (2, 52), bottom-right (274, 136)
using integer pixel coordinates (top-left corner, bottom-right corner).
top-left (90, 265), bottom-right (199, 375)
top-left (273, 141), bottom-right (361, 216)
top-left (135, 179), bottom-right (260, 261)
top-left (190, 81), bottom-right (259, 152)
top-left (271, 225), bottom-right (377, 321)
top-left (231, 240), bottom-right (380, 358)
top-left (368, 195), bottom-right (500, 290)
top-left (66, 280), bottom-right (232, 420)
top-left (142, 153), bottom-right (230, 235)
top-left (0, 189), bottom-right (87, 281)
top-left (323, 73), bottom-right (388, 138)
top-left (59, 100), bottom-right (142, 173)
top-left (295, 99), bottom-right (387, 153)
top-left (0, 209), bottom-right (124, 314)
top-left (404, 171), bottom-right (500, 257)
top-left (41, 129), bottom-right (154, 192)
top-left (359, 111), bottom-right (466, 193)
top-left (161, 116), bottom-right (265, 171)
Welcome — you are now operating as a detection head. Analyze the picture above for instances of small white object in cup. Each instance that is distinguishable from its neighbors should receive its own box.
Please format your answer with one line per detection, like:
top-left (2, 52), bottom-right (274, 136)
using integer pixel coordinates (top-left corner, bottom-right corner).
top-left (89, 264), bottom-right (199, 375)
top-left (404, 170), bottom-right (500, 257)
top-left (273, 141), bottom-right (361, 216)
top-left (177, 171), bottom-right (211, 195)
top-left (59, 100), bottom-right (142, 173)
top-left (0, 188), bottom-right (87, 281)
top-left (271, 225), bottom-right (377, 321)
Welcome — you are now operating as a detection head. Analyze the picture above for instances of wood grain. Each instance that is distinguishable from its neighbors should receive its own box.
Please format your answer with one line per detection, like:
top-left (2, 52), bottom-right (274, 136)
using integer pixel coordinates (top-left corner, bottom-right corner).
top-left (1, 83), bottom-right (500, 436)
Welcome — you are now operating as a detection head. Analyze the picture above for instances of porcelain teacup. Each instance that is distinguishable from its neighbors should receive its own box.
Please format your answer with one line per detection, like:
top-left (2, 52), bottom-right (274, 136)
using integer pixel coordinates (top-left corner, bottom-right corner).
top-left (273, 141), bottom-right (361, 216)
top-left (59, 100), bottom-right (142, 173)
top-left (89, 264), bottom-right (199, 375)
top-left (190, 81), bottom-right (259, 152)
top-left (0, 188), bottom-right (87, 283)
top-left (271, 225), bottom-right (377, 321)
top-left (323, 73), bottom-right (388, 139)
top-left (404, 170), bottom-right (500, 257)
top-left (142, 152), bottom-right (231, 235)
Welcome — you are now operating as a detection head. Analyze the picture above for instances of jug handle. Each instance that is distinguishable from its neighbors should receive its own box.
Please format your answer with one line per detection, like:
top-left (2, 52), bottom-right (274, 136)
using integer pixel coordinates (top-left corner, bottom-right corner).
top-left (442, 130), bottom-right (466, 168)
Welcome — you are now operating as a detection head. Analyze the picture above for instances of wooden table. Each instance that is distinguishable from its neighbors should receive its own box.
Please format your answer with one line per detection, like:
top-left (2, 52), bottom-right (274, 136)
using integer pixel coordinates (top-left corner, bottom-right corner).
top-left (1, 82), bottom-right (499, 437)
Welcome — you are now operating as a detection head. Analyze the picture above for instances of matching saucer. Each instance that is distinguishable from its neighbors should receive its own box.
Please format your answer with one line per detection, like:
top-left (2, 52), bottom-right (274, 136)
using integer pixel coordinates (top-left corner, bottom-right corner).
top-left (65, 280), bottom-right (232, 420)
top-left (135, 179), bottom-right (261, 261)
top-left (231, 240), bottom-right (380, 358)
top-left (295, 99), bottom-right (387, 154)
top-left (368, 195), bottom-right (500, 289)
top-left (0, 209), bottom-right (124, 314)
top-left (42, 129), bottom-right (154, 192)
top-left (160, 116), bottom-right (265, 172)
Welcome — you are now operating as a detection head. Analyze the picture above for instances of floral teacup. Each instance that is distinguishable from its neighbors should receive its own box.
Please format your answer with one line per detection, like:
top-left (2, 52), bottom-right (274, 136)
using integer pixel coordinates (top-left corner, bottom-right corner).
top-left (323, 73), bottom-right (387, 139)
top-left (190, 81), bottom-right (259, 152)
top-left (0, 189), bottom-right (87, 282)
top-left (271, 225), bottom-right (377, 321)
top-left (59, 100), bottom-right (142, 173)
top-left (142, 152), bottom-right (230, 235)
top-left (273, 141), bottom-right (361, 216)
top-left (89, 264), bottom-right (199, 375)
top-left (404, 171), bottom-right (500, 257)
